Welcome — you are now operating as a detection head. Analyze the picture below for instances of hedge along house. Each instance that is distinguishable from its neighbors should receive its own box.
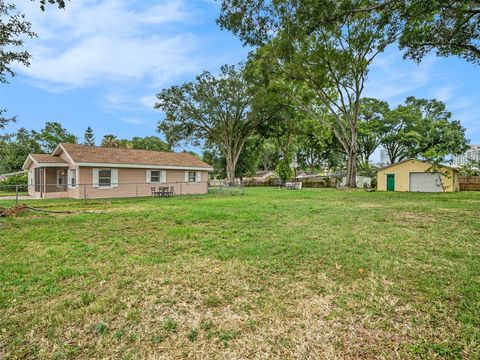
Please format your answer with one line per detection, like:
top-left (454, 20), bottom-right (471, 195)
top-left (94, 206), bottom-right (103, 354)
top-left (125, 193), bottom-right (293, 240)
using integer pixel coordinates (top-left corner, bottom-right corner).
top-left (22, 143), bottom-right (213, 199)
top-left (377, 159), bottom-right (459, 193)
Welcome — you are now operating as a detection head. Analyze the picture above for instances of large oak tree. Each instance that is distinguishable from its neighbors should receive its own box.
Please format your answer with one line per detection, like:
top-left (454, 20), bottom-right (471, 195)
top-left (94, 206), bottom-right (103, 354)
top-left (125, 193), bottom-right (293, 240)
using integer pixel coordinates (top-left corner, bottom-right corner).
top-left (155, 64), bottom-right (261, 183)
top-left (219, 0), bottom-right (399, 186)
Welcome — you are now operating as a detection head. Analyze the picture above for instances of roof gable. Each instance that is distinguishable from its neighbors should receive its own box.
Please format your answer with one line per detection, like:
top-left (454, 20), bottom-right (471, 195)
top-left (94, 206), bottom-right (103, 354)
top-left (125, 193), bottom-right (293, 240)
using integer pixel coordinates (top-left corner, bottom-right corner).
top-left (378, 159), bottom-right (458, 172)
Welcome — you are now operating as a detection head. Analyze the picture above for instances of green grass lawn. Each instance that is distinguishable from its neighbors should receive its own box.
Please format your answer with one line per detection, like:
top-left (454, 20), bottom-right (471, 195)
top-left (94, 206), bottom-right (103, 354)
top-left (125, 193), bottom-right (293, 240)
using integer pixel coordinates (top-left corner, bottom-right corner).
top-left (1, 188), bottom-right (479, 359)
top-left (0, 191), bottom-right (28, 197)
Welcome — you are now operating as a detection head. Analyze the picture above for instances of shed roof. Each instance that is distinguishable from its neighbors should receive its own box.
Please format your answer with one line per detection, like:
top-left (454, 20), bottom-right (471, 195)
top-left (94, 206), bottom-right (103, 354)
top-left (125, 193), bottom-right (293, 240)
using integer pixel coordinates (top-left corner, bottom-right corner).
top-left (377, 159), bottom-right (458, 172)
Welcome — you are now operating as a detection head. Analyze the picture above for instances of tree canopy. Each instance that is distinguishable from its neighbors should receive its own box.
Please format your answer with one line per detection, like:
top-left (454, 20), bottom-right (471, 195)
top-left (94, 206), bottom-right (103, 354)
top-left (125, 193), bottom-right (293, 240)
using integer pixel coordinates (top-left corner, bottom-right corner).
top-left (381, 96), bottom-right (468, 163)
top-left (38, 122), bottom-right (77, 153)
top-left (220, 0), bottom-right (400, 186)
top-left (156, 64), bottom-right (261, 183)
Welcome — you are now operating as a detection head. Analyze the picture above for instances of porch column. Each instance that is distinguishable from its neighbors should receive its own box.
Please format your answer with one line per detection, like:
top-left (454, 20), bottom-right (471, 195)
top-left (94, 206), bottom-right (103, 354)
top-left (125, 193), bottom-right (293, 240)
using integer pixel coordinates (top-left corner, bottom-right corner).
top-left (42, 167), bottom-right (46, 198)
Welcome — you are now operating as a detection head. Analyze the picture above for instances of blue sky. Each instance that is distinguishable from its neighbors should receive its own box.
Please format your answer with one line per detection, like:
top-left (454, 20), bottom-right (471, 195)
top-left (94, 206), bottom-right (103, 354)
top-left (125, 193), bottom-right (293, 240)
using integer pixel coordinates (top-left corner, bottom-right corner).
top-left (1, 0), bottom-right (479, 158)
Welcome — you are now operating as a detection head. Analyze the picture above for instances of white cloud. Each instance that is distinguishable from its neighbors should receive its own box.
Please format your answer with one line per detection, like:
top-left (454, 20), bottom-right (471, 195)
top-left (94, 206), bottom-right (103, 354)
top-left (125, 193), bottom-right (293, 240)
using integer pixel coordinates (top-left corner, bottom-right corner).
top-left (121, 116), bottom-right (147, 125)
top-left (364, 51), bottom-right (436, 102)
top-left (139, 95), bottom-right (158, 110)
top-left (13, 0), bottom-right (200, 90)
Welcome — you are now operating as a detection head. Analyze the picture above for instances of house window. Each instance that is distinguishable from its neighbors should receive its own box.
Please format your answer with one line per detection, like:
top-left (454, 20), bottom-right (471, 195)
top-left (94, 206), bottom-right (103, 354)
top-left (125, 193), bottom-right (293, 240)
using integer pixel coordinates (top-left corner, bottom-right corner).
top-left (69, 169), bottom-right (77, 187)
top-left (188, 171), bottom-right (196, 182)
top-left (151, 170), bottom-right (161, 183)
top-left (98, 169), bottom-right (112, 187)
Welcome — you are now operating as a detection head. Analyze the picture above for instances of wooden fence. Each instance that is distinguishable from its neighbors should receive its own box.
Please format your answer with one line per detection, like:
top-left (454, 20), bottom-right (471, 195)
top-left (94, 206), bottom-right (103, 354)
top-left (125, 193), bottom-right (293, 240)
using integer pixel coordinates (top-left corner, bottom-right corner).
top-left (459, 176), bottom-right (480, 191)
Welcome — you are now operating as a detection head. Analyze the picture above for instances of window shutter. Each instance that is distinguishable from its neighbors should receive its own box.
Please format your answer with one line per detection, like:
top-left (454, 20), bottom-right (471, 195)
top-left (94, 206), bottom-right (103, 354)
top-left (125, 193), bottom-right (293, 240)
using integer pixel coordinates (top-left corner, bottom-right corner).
top-left (112, 169), bottom-right (118, 188)
top-left (28, 170), bottom-right (33, 185)
top-left (196, 171), bottom-right (201, 182)
top-left (161, 170), bottom-right (167, 183)
top-left (185, 171), bottom-right (189, 182)
top-left (92, 169), bottom-right (99, 188)
top-left (146, 170), bottom-right (151, 184)
top-left (68, 169), bottom-right (72, 187)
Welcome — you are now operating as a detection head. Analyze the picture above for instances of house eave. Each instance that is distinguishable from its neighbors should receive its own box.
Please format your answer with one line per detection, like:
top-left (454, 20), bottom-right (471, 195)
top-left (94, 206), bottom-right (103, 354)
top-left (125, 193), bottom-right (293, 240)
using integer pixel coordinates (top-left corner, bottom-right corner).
top-left (75, 162), bottom-right (214, 171)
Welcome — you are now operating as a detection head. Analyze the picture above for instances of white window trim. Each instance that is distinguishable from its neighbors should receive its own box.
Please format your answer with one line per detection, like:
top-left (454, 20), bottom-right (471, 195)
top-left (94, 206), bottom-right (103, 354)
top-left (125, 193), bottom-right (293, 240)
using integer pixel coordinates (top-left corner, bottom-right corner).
top-left (146, 169), bottom-right (166, 184)
top-left (68, 168), bottom-right (77, 189)
top-left (56, 169), bottom-right (66, 188)
top-left (98, 169), bottom-right (113, 189)
top-left (187, 171), bottom-right (197, 183)
top-left (93, 168), bottom-right (118, 189)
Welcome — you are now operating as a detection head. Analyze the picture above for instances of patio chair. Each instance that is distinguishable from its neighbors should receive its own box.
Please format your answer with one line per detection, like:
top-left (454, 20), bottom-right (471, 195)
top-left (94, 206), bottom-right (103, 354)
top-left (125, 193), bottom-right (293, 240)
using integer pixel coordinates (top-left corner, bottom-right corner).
top-left (151, 187), bottom-right (157, 197)
top-left (169, 186), bottom-right (175, 196)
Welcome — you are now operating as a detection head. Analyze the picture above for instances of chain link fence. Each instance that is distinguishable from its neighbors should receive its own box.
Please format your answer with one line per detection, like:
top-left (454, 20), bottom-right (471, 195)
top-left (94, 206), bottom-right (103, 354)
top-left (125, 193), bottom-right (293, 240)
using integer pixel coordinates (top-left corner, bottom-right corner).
top-left (0, 181), bottom-right (215, 205)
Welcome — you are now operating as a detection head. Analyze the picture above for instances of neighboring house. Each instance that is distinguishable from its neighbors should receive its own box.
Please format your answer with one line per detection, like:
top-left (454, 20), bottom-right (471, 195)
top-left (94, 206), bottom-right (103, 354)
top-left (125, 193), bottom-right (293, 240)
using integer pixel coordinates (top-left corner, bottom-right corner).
top-left (244, 170), bottom-right (279, 182)
top-left (377, 159), bottom-right (459, 192)
top-left (22, 143), bottom-right (213, 199)
top-left (295, 171), bottom-right (312, 178)
top-left (452, 144), bottom-right (480, 166)
top-left (0, 170), bottom-right (27, 181)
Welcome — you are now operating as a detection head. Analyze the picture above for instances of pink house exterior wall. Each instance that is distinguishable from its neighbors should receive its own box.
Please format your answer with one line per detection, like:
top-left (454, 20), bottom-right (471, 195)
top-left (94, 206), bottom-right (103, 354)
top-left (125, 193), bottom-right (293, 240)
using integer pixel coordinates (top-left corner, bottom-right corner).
top-left (76, 167), bottom-right (208, 199)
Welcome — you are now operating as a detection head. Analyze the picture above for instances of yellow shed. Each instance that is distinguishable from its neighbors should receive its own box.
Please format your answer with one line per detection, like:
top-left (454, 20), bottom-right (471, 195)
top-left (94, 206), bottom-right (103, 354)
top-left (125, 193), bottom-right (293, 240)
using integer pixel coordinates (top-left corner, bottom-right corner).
top-left (377, 159), bottom-right (459, 192)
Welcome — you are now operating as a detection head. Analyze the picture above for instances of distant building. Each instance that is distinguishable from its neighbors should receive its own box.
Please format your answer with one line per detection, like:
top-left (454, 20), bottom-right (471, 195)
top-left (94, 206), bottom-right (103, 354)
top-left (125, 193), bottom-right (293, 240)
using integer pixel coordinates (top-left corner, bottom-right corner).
top-left (453, 144), bottom-right (480, 166)
top-left (379, 148), bottom-right (389, 165)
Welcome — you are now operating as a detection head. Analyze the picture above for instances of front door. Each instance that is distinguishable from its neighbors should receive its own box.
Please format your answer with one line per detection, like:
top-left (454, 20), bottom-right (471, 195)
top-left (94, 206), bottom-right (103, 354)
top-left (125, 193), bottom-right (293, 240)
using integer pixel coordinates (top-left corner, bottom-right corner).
top-left (386, 174), bottom-right (395, 191)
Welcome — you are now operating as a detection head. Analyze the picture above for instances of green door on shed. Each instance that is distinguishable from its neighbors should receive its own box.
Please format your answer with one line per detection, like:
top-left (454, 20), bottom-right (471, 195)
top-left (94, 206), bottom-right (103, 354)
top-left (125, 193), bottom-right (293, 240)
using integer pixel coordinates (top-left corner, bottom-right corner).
top-left (386, 174), bottom-right (395, 191)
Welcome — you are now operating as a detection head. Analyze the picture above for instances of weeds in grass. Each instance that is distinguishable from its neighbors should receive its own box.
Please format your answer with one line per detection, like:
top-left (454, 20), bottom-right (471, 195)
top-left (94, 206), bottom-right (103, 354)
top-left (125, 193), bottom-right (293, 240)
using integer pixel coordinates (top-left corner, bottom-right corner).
top-left (162, 317), bottom-right (178, 332)
top-left (0, 189), bottom-right (479, 358)
top-left (95, 322), bottom-right (107, 335)
top-left (187, 329), bottom-right (198, 342)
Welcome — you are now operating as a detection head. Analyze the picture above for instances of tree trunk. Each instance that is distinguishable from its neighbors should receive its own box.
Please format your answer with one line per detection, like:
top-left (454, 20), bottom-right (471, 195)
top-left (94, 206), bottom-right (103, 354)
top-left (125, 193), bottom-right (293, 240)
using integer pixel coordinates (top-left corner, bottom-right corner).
top-left (225, 156), bottom-right (236, 185)
top-left (345, 150), bottom-right (357, 187)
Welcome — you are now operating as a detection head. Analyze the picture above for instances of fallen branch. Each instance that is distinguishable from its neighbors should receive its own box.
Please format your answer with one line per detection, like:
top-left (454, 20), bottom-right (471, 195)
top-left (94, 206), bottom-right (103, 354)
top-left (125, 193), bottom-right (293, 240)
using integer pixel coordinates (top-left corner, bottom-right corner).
top-left (0, 204), bottom-right (103, 217)
top-left (25, 206), bottom-right (103, 214)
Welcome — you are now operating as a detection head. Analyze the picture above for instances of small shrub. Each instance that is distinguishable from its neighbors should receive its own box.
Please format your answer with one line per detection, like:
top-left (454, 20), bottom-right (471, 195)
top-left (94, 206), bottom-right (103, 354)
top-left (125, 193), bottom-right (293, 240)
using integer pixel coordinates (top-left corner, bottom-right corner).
top-left (0, 174), bottom-right (28, 192)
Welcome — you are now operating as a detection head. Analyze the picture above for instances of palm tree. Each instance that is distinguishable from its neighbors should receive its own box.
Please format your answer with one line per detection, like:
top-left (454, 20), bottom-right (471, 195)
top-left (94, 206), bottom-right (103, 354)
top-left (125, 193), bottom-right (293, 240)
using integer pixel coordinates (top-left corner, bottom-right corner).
top-left (101, 134), bottom-right (119, 148)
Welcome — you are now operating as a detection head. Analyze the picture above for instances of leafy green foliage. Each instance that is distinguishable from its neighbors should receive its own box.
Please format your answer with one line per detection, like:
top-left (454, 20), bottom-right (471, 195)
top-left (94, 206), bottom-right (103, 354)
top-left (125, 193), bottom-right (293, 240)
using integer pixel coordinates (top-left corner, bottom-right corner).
top-left (398, 1), bottom-right (479, 65)
top-left (0, 174), bottom-right (27, 191)
top-left (276, 158), bottom-right (292, 182)
top-left (101, 134), bottom-right (120, 148)
top-left (220, 0), bottom-right (400, 186)
top-left (38, 122), bottom-right (77, 153)
top-left (131, 136), bottom-right (170, 152)
top-left (0, 2), bottom-right (36, 84)
top-left (381, 97), bottom-right (468, 163)
top-left (0, 128), bottom-right (42, 173)
top-left (459, 160), bottom-right (480, 176)
top-left (156, 64), bottom-right (261, 183)
top-left (358, 98), bottom-right (390, 166)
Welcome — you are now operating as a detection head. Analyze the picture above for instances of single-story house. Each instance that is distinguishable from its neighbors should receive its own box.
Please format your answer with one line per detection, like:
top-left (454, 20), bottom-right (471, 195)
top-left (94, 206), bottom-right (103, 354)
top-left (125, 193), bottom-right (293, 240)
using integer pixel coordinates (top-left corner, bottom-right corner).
top-left (377, 159), bottom-right (459, 192)
top-left (244, 170), bottom-right (279, 183)
top-left (23, 143), bottom-right (213, 199)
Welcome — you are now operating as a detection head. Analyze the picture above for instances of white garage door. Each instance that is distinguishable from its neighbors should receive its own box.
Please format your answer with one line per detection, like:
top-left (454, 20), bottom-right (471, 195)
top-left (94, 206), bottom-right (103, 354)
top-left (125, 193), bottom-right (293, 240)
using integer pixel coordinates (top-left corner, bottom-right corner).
top-left (409, 172), bottom-right (443, 192)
